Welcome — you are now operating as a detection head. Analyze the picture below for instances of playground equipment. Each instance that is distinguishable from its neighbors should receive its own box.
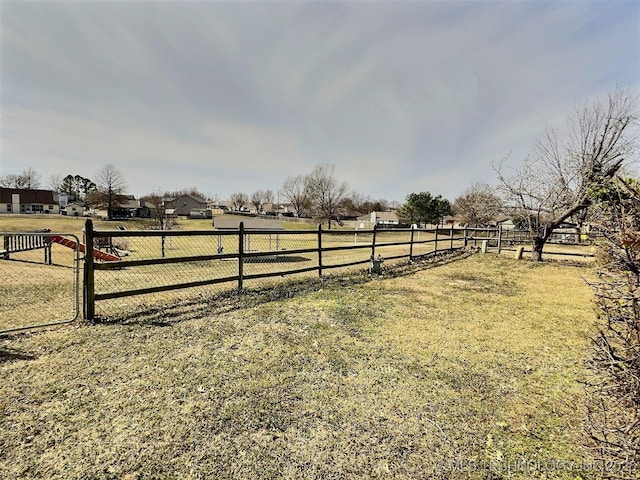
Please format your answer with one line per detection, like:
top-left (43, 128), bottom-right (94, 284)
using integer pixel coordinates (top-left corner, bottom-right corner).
top-left (1, 231), bottom-right (120, 263)
top-left (49, 235), bottom-right (120, 262)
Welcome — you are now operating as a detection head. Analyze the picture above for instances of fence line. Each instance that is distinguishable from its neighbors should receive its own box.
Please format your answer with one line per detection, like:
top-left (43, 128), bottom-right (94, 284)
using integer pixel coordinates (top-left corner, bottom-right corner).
top-left (83, 220), bottom-right (471, 320)
top-left (80, 221), bottom-right (595, 320)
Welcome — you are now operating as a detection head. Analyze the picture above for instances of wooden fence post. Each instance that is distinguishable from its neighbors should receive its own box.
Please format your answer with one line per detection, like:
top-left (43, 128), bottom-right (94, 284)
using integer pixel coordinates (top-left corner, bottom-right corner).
top-left (450, 224), bottom-right (454, 250)
top-left (409, 225), bottom-right (415, 260)
top-left (463, 226), bottom-right (468, 247)
top-left (434, 226), bottom-right (439, 253)
top-left (44, 243), bottom-right (52, 265)
top-left (317, 224), bottom-right (323, 277)
top-left (83, 219), bottom-right (95, 321)
top-left (497, 224), bottom-right (503, 254)
top-left (371, 223), bottom-right (377, 259)
top-left (238, 221), bottom-right (244, 290)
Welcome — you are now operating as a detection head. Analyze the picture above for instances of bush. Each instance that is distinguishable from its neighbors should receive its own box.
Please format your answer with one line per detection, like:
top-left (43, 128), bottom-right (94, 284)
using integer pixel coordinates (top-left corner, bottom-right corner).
top-left (587, 177), bottom-right (640, 478)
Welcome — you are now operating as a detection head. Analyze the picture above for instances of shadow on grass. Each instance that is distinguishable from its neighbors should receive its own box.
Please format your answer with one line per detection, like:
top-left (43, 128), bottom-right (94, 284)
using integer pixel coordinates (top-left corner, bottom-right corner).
top-left (243, 255), bottom-right (310, 263)
top-left (95, 248), bottom-right (475, 327)
top-left (0, 347), bottom-right (37, 363)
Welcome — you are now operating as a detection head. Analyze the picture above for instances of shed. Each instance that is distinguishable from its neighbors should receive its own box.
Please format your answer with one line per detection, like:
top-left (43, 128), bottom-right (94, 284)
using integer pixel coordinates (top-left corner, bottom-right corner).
top-left (212, 216), bottom-right (285, 254)
top-left (213, 217), bottom-right (284, 231)
top-left (190, 208), bottom-right (213, 219)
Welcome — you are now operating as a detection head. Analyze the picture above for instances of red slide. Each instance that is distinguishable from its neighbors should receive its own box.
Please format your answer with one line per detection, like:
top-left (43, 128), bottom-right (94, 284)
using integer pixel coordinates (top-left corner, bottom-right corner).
top-left (50, 235), bottom-right (120, 262)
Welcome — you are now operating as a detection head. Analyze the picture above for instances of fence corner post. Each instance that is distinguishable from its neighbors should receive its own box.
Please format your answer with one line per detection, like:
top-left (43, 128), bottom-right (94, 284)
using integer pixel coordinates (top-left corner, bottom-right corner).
top-left (83, 219), bottom-right (95, 321)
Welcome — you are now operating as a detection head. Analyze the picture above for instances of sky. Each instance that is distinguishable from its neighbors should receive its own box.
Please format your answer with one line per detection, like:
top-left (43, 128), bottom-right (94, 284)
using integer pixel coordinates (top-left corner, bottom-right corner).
top-left (1, 0), bottom-right (639, 204)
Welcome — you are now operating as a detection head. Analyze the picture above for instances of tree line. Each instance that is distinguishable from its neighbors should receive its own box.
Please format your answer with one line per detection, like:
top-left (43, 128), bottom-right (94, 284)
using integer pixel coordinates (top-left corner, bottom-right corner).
top-left (2, 88), bottom-right (637, 262)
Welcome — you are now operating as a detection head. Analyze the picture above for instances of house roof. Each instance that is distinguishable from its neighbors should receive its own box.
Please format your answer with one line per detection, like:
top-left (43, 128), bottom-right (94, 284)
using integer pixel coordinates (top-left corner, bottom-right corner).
top-left (0, 188), bottom-right (56, 204)
top-left (166, 194), bottom-right (207, 204)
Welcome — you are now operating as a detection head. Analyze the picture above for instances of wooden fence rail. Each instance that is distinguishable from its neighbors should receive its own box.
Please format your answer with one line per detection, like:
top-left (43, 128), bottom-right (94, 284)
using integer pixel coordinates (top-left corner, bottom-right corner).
top-left (81, 220), bottom-right (594, 320)
top-left (82, 220), bottom-right (470, 320)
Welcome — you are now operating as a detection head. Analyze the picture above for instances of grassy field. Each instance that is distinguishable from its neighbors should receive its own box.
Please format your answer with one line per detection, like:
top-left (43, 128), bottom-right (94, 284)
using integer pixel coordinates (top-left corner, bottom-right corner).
top-left (1, 254), bottom-right (598, 479)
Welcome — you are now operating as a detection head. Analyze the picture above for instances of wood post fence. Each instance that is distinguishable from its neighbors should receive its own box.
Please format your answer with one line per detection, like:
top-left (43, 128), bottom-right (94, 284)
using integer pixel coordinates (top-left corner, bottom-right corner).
top-left (81, 220), bottom-right (593, 320)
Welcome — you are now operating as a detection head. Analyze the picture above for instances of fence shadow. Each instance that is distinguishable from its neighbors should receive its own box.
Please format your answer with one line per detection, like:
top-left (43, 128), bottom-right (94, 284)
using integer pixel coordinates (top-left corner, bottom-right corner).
top-left (244, 255), bottom-right (310, 263)
top-left (96, 248), bottom-right (473, 327)
top-left (0, 347), bottom-right (37, 363)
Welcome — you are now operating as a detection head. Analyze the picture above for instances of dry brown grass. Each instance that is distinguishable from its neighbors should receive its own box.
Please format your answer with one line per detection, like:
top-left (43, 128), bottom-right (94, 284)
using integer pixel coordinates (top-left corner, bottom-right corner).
top-left (0, 254), bottom-right (599, 479)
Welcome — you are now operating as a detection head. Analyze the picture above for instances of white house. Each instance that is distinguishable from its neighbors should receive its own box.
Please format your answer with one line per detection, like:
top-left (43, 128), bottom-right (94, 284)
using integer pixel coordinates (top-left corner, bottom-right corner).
top-left (0, 188), bottom-right (60, 214)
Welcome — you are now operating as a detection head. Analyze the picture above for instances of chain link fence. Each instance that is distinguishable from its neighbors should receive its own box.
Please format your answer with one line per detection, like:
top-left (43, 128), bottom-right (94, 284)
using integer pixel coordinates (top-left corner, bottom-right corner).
top-left (1, 232), bottom-right (80, 333)
top-left (3, 222), bottom-right (594, 327)
top-left (85, 221), bottom-right (468, 321)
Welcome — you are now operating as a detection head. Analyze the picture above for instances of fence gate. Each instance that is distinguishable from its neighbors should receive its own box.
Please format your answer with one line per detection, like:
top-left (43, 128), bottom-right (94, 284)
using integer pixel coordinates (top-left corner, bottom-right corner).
top-left (0, 232), bottom-right (81, 334)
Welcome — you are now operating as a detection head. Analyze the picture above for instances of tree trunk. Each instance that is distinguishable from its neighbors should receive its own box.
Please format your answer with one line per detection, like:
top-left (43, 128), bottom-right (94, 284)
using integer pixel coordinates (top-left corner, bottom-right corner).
top-left (531, 224), bottom-right (557, 261)
top-left (531, 236), bottom-right (545, 261)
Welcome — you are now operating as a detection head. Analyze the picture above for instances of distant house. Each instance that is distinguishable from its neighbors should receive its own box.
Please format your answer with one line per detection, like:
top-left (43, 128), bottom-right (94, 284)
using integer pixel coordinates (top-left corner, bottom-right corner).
top-left (92, 195), bottom-right (150, 219)
top-left (164, 194), bottom-right (207, 216)
top-left (492, 216), bottom-right (517, 230)
top-left (0, 188), bottom-right (60, 214)
top-left (62, 202), bottom-right (87, 217)
top-left (356, 211), bottom-right (399, 229)
top-left (110, 195), bottom-right (150, 218)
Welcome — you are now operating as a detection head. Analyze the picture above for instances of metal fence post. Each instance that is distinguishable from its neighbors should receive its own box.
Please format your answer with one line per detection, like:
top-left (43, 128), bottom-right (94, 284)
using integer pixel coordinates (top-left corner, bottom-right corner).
top-left (497, 224), bottom-right (503, 254)
top-left (238, 221), bottom-right (244, 290)
top-left (317, 224), bottom-right (323, 277)
top-left (83, 219), bottom-right (95, 321)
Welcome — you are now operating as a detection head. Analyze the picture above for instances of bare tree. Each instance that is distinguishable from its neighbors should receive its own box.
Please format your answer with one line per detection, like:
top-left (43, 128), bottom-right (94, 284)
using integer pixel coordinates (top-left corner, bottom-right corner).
top-left (142, 190), bottom-right (177, 257)
top-left (47, 173), bottom-right (64, 192)
top-left (494, 88), bottom-right (638, 260)
top-left (0, 174), bottom-right (25, 188)
top-left (229, 192), bottom-right (248, 211)
top-left (164, 187), bottom-right (207, 200)
top-left (281, 174), bottom-right (310, 217)
top-left (88, 164), bottom-right (128, 220)
top-left (263, 189), bottom-right (274, 204)
top-left (453, 183), bottom-right (503, 226)
top-left (305, 163), bottom-right (349, 228)
top-left (250, 190), bottom-right (265, 213)
top-left (21, 167), bottom-right (41, 189)
top-left (0, 167), bottom-right (41, 189)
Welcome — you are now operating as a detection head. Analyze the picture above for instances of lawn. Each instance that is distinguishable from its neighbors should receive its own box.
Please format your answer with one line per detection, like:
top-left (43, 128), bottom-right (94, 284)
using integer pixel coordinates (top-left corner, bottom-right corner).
top-left (0, 254), bottom-right (598, 479)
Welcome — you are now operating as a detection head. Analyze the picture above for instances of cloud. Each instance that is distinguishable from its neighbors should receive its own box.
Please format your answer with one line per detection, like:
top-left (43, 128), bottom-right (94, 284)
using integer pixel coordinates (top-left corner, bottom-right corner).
top-left (1, 1), bottom-right (638, 202)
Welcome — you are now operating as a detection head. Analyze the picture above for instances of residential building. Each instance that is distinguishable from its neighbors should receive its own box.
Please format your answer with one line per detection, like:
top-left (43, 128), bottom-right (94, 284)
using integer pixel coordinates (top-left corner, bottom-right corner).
top-left (163, 194), bottom-right (207, 216)
top-left (0, 188), bottom-right (60, 214)
top-left (356, 211), bottom-right (399, 226)
top-left (62, 202), bottom-right (87, 216)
